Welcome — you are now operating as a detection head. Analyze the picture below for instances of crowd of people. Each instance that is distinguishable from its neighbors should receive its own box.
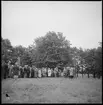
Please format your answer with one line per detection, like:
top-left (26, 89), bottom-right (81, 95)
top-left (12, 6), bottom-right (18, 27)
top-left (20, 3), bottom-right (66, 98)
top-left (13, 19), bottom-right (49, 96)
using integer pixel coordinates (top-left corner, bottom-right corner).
top-left (2, 61), bottom-right (76, 79)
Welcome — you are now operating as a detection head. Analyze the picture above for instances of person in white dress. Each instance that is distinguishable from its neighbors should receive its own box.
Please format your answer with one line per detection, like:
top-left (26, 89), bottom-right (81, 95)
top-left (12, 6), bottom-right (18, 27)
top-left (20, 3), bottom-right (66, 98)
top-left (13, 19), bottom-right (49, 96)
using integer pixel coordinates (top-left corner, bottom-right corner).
top-left (38, 69), bottom-right (42, 78)
top-left (48, 68), bottom-right (51, 77)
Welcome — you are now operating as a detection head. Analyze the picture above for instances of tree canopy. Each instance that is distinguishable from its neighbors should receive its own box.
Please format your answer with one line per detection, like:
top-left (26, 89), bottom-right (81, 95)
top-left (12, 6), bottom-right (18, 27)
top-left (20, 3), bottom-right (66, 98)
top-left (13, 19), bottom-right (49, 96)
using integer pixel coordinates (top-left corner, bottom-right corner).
top-left (1, 32), bottom-right (102, 78)
top-left (31, 31), bottom-right (73, 68)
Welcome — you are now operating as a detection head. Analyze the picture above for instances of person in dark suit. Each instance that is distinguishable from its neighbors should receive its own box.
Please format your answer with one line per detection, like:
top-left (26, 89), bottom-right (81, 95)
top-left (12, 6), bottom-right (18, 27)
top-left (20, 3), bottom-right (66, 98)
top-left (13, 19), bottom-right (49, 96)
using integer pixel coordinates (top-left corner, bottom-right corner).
top-left (24, 65), bottom-right (27, 78)
top-left (31, 66), bottom-right (34, 78)
top-left (3, 62), bottom-right (9, 79)
top-left (19, 66), bottom-right (23, 78)
top-left (27, 66), bottom-right (30, 78)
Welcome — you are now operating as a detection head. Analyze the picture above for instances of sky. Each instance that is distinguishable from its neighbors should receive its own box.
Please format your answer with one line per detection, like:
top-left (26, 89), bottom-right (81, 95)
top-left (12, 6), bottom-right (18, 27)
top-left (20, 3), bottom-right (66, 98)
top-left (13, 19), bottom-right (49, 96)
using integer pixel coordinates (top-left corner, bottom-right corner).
top-left (2, 1), bottom-right (102, 49)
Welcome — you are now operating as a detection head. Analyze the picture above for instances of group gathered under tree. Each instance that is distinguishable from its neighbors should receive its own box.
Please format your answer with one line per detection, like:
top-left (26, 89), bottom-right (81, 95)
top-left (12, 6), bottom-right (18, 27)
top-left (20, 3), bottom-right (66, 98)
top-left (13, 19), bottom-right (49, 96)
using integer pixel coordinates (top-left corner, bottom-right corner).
top-left (1, 31), bottom-right (102, 79)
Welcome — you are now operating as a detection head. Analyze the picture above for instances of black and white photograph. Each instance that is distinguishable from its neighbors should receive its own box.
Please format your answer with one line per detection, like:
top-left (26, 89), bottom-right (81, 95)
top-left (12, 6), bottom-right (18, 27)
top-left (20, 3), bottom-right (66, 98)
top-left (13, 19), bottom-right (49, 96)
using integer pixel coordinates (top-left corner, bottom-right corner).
top-left (1, 1), bottom-right (102, 103)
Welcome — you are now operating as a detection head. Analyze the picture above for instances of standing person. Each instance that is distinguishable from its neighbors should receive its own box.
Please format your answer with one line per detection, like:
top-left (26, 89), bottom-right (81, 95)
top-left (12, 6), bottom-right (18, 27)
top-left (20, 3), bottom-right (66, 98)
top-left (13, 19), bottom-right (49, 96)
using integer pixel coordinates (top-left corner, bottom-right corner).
top-left (8, 61), bottom-right (11, 78)
top-left (13, 63), bottom-right (19, 79)
top-left (33, 66), bottom-right (37, 78)
top-left (54, 67), bottom-right (57, 77)
top-left (51, 68), bottom-right (54, 77)
top-left (63, 67), bottom-right (66, 77)
top-left (56, 68), bottom-right (59, 77)
top-left (2, 61), bottom-right (4, 79)
top-left (41, 68), bottom-right (43, 77)
top-left (57, 67), bottom-right (60, 77)
top-left (67, 67), bottom-right (70, 77)
top-left (30, 66), bottom-right (32, 78)
top-left (52, 68), bottom-right (55, 77)
top-left (31, 66), bottom-right (34, 78)
top-left (48, 68), bottom-right (52, 77)
top-left (52, 68), bottom-right (54, 77)
top-left (19, 66), bottom-right (22, 78)
top-left (48, 68), bottom-right (51, 77)
top-left (29, 66), bottom-right (32, 78)
top-left (73, 67), bottom-right (76, 78)
top-left (18, 66), bottom-right (21, 78)
top-left (8, 64), bottom-right (12, 78)
top-left (61, 69), bottom-right (64, 77)
top-left (46, 67), bottom-right (48, 77)
top-left (20, 66), bottom-right (23, 78)
top-left (43, 67), bottom-right (46, 77)
top-left (59, 69), bottom-right (61, 77)
top-left (34, 67), bottom-right (38, 78)
top-left (38, 68), bottom-right (42, 78)
top-left (69, 67), bottom-right (74, 79)
top-left (44, 67), bottom-right (46, 77)
top-left (60, 67), bottom-right (64, 77)
top-left (10, 65), bottom-right (14, 78)
top-left (22, 66), bottom-right (25, 78)
top-left (63, 67), bottom-right (69, 77)
top-left (27, 66), bottom-right (30, 78)
top-left (3, 62), bottom-right (9, 79)
top-left (23, 65), bottom-right (26, 78)
top-left (24, 65), bottom-right (27, 78)
top-left (20, 66), bottom-right (24, 78)
top-left (53, 68), bottom-right (55, 77)
top-left (58, 67), bottom-right (61, 77)
top-left (42, 67), bottom-right (45, 77)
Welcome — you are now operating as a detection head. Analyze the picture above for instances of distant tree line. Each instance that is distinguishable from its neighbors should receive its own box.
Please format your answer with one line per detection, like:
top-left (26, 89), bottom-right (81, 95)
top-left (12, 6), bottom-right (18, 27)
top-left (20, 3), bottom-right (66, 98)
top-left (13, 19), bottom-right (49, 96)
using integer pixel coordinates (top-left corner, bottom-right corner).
top-left (1, 31), bottom-right (102, 79)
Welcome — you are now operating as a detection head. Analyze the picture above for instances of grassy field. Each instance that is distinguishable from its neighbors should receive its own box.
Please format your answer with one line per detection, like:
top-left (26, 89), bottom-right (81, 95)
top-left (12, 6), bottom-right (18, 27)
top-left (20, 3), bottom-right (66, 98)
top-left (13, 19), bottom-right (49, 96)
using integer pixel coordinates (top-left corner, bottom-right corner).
top-left (2, 74), bottom-right (102, 103)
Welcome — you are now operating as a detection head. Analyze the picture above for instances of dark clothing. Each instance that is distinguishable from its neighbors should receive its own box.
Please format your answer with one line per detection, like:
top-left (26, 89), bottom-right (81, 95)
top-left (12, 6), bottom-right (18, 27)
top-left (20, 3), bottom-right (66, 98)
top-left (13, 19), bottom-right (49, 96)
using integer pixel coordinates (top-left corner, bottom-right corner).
top-left (51, 72), bottom-right (54, 77)
top-left (20, 67), bottom-right (24, 78)
top-left (31, 68), bottom-right (34, 78)
top-left (56, 72), bottom-right (59, 77)
top-left (13, 65), bottom-right (19, 75)
top-left (1, 65), bottom-right (4, 79)
top-left (34, 68), bottom-right (38, 78)
top-left (67, 70), bottom-right (70, 76)
top-left (26, 67), bottom-right (30, 78)
top-left (69, 75), bottom-right (74, 79)
top-left (46, 71), bottom-right (48, 77)
top-left (4, 64), bottom-right (9, 79)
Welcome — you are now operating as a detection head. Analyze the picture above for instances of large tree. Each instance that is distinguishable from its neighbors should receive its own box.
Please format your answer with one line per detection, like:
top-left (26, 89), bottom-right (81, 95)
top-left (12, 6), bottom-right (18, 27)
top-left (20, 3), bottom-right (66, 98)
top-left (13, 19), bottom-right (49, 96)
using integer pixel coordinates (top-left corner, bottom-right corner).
top-left (31, 31), bottom-right (73, 68)
top-left (81, 42), bottom-right (102, 78)
top-left (2, 38), bottom-right (13, 64)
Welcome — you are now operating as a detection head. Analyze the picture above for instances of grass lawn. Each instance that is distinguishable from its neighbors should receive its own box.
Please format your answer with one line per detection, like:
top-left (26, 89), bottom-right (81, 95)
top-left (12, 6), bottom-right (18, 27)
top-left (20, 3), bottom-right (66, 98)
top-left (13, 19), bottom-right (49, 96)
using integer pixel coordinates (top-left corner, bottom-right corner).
top-left (2, 74), bottom-right (102, 103)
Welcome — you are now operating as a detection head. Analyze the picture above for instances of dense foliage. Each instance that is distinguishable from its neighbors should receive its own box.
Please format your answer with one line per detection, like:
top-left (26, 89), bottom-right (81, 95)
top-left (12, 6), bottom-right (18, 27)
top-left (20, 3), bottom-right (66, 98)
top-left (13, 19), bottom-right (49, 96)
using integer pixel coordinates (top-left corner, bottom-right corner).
top-left (1, 31), bottom-right (102, 78)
